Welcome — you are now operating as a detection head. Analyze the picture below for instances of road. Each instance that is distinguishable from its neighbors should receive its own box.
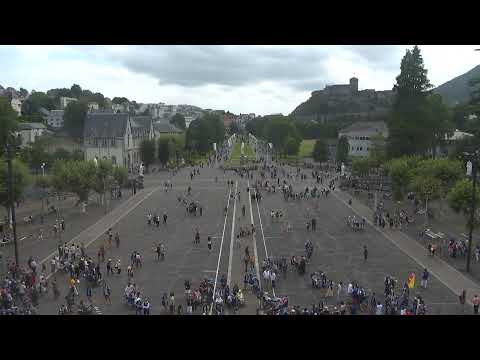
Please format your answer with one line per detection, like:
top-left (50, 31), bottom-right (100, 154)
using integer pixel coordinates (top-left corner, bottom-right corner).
top-left (25, 147), bottom-right (466, 315)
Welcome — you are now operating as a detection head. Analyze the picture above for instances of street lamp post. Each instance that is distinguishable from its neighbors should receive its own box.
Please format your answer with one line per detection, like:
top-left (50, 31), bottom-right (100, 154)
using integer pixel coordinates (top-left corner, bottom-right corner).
top-left (464, 151), bottom-right (479, 273)
top-left (5, 142), bottom-right (19, 267)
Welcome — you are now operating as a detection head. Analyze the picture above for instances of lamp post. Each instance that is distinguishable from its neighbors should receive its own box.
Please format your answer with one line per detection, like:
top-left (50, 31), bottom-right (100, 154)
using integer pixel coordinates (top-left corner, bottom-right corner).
top-left (5, 141), bottom-right (19, 267)
top-left (464, 151), bottom-right (479, 273)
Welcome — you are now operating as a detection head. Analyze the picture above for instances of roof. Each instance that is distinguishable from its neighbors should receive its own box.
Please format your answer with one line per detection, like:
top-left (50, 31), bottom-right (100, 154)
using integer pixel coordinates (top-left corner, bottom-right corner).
top-left (84, 113), bottom-right (129, 138)
top-left (339, 121), bottom-right (388, 135)
top-left (131, 116), bottom-right (152, 129)
top-left (154, 121), bottom-right (183, 133)
top-left (50, 110), bottom-right (64, 116)
top-left (18, 122), bottom-right (47, 130)
top-left (39, 107), bottom-right (51, 116)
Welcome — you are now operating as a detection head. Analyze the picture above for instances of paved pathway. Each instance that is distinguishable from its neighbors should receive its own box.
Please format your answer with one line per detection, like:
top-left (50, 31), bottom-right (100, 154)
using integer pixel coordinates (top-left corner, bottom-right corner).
top-left (40, 184), bottom-right (163, 281)
top-left (333, 189), bottom-right (480, 307)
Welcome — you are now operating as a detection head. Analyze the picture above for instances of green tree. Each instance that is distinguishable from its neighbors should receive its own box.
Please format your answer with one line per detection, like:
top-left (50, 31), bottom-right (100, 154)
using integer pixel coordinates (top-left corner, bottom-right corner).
top-left (19, 88), bottom-right (29, 98)
top-left (385, 157), bottom-right (413, 200)
top-left (170, 113), bottom-right (186, 130)
top-left (351, 157), bottom-right (372, 177)
top-left (448, 178), bottom-right (480, 229)
top-left (263, 116), bottom-right (301, 155)
top-left (64, 101), bottom-right (88, 141)
top-left (112, 97), bottom-right (129, 104)
top-left (388, 45), bottom-right (434, 158)
top-left (410, 174), bottom-right (442, 204)
top-left (113, 166), bottom-right (128, 187)
top-left (285, 136), bottom-right (301, 156)
top-left (92, 160), bottom-right (114, 205)
top-left (0, 96), bottom-right (19, 156)
top-left (19, 140), bottom-right (52, 173)
top-left (21, 91), bottom-right (55, 116)
top-left (71, 149), bottom-right (84, 161)
top-left (52, 160), bottom-right (97, 205)
top-left (52, 148), bottom-right (71, 161)
top-left (336, 135), bottom-right (349, 163)
top-left (139, 139), bottom-right (156, 170)
top-left (70, 84), bottom-right (82, 99)
top-left (368, 134), bottom-right (387, 167)
top-left (0, 158), bottom-right (31, 210)
top-left (312, 139), bottom-right (329, 162)
top-left (158, 138), bottom-right (171, 167)
top-left (185, 114), bottom-right (225, 155)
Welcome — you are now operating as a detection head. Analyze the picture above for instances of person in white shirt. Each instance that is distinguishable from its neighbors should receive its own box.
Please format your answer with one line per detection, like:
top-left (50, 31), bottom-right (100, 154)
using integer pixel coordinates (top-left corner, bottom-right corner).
top-left (376, 303), bottom-right (383, 315)
top-left (337, 282), bottom-right (343, 298)
top-left (270, 271), bottom-right (277, 289)
top-left (347, 282), bottom-right (353, 294)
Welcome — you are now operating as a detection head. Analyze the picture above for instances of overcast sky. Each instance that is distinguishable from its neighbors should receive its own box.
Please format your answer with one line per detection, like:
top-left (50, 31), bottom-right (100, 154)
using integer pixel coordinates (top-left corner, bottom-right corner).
top-left (1, 45), bottom-right (479, 116)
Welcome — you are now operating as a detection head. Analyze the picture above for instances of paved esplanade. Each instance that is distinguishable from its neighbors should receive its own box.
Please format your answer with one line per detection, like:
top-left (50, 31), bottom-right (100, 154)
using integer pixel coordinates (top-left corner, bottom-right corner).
top-left (32, 154), bottom-right (472, 314)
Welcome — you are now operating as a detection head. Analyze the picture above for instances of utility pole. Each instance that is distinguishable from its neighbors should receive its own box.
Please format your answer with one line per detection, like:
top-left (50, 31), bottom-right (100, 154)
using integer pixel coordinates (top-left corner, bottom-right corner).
top-left (465, 151), bottom-right (479, 273)
top-left (5, 142), bottom-right (19, 267)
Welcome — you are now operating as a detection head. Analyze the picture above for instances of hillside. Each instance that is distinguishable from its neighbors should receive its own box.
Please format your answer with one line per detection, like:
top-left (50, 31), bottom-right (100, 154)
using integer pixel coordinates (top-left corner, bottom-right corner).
top-left (434, 65), bottom-right (480, 106)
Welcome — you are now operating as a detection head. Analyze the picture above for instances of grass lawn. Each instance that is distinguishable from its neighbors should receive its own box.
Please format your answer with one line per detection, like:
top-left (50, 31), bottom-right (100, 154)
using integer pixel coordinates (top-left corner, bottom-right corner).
top-left (298, 139), bottom-right (315, 158)
top-left (226, 141), bottom-right (255, 166)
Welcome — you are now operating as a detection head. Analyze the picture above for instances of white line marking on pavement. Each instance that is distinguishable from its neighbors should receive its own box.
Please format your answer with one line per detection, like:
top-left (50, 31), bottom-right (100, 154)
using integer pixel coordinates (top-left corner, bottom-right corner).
top-left (210, 186), bottom-right (233, 315)
top-left (254, 187), bottom-right (275, 297)
top-left (42, 185), bottom-right (162, 281)
top-left (247, 181), bottom-right (262, 292)
top-left (203, 270), bottom-right (217, 273)
top-left (227, 181), bottom-right (238, 287)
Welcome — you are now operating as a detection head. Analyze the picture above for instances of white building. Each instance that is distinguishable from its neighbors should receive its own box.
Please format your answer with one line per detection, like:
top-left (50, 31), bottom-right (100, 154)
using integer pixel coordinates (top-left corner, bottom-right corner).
top-left (88, 102), bottom-right (99, 112)
top-left (47, 110), bottom-right (65, 128)
top-left (60, 97), bottom-right (77, 109)
top-left (112, 102), bottom-right (129, 113)
top-left (184, 116), bottom-right (196, 128)
top-left (83, 113), bottom-right (154, 172)
top-left (16, 122), bottom-right (48, 147)
top-left (338, 121), bottom-right (388, 157)
top-left (10, 98), bottom-right (23, 116)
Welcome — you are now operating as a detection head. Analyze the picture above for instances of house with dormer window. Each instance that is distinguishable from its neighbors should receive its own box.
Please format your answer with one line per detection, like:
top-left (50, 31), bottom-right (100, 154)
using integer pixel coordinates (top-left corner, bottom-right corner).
top-left (83, 113), bottom-right (154, 172)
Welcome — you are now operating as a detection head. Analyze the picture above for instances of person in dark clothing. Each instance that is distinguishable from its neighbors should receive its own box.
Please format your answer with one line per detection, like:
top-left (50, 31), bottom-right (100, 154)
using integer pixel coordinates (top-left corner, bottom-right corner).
top-left (311, 218), bottom-right (316, 232)
top-left (363, 246), bottom-right (368, 262)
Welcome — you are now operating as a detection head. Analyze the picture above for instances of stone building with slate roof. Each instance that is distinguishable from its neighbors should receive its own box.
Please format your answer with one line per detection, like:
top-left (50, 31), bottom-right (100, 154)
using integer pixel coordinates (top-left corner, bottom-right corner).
top-left (83, 112), bottom-right (154, 172)
top-left (338, 121), bottom-right (388, 157)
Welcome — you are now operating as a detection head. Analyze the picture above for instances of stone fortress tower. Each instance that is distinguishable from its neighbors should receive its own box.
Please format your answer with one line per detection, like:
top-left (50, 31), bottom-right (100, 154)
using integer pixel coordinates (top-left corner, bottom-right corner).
top-left (349, 77), bottom-right (358, 93)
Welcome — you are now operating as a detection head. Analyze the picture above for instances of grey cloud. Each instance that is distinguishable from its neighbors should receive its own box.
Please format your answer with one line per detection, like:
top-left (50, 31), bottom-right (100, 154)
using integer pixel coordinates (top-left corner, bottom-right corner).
top-left (89, 45), bottom-right (404, 91)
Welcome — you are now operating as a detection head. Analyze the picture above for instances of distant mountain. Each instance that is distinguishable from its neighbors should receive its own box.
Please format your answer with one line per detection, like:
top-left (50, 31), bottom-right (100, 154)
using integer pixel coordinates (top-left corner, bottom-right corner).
top-left (434, 65), bottom-right (480, 107)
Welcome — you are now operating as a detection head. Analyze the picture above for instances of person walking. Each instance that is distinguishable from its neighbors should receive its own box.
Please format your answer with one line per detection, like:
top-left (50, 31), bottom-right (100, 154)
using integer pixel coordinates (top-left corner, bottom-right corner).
top-left (115, 232), bottom-right (120, 248)
top-left (86, 285), bottom-right (92, 303)
top-left (472, 294), bottom-right (480, 315)
top-left (207, 236), bottom-right (212, 252)
top-left (363, 246), bottom-right (368, 262)
top-left (199, 206), bottom-right (203, 216)
top-left (459, 289), bottom-right (466, 313)
top-left (194, 229), bottom-right (200, 245)
top-left (163, 212), bottom-right (168, 225)
top-left (421, 268), bottom-right (429, 289)
top-left (103, 283), bottom-right (112, 305)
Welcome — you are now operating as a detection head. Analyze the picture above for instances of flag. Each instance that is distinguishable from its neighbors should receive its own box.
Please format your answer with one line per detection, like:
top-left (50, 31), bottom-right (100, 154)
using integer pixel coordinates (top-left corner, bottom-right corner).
top-left (408, 272), bottom-right (416, 289)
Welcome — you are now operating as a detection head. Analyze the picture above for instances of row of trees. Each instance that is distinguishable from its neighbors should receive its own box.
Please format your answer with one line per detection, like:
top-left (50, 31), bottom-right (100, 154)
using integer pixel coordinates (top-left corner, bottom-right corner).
top-left (380, 155), bottom-right (480, 230)
top-left (139, 135), bottom-right (186, 169)
top-left (185, 113), bottom-right (225, 155)
top-left (246, 115), bottom-right (302, 156)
